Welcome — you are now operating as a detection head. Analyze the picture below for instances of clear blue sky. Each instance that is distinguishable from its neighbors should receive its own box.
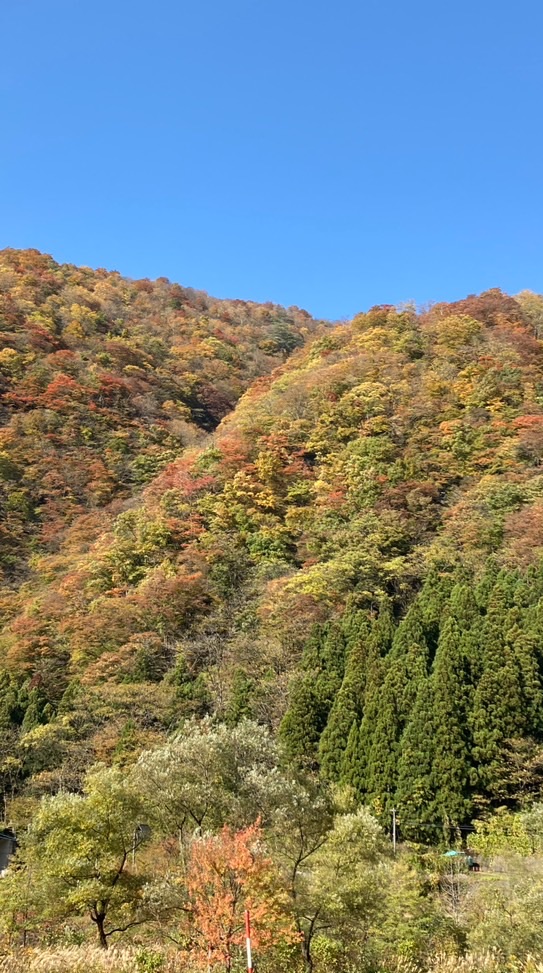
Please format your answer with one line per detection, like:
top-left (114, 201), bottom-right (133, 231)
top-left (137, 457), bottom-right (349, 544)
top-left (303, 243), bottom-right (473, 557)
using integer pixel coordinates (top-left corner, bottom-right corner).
top-left (1, 0), bottom-right (542, 320)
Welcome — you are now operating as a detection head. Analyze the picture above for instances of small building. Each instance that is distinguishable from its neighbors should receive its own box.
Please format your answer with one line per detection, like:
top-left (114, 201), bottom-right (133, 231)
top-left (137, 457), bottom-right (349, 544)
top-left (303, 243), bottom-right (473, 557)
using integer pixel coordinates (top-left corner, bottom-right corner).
top-left (0, 829), bottom-right (16, 874)
top-left (443, 849), bottom-right (481, 872)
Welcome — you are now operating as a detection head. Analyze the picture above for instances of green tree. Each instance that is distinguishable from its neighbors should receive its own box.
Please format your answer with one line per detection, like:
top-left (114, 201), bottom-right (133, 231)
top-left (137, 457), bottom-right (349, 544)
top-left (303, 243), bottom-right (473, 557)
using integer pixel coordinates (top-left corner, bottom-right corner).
top-left (430, 613), bottom-right (477, 829)
top-left (296, 809), bottom-right (390, 972)
top-left (280, 623), bottom-right (347, 765)
top-left (416, 567), bottom-right (458, 656)
top-left (336, 602), bottom-right (395, 799)
top-left (20, 686), bottom-right (50, 734)
top-left (339, 719), bottom-right (365, 796)
top-left (0, 766), bottom-right (151, 948)
top-left (362, 605), bottom-right (429, 814)
top-left (471, 585), bottom-right (543, 805)
top-left (224, 668), bottom-right (254, 726)
top-left (319, 639), bottom-right (366, 781)
top-left (134, 718), bottom-right (294, 837)
top-left (395, 677), bottom-right (437, 840)
top-left (0, 670), bottom-right (23, 728)
top-left (279, 677), bottom-right (326, 764)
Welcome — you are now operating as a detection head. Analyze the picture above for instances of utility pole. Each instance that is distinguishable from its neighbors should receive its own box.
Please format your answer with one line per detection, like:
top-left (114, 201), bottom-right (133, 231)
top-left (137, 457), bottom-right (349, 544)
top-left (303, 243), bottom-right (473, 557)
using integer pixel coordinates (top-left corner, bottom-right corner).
top-left (392, 808), bottom-right (397, 855)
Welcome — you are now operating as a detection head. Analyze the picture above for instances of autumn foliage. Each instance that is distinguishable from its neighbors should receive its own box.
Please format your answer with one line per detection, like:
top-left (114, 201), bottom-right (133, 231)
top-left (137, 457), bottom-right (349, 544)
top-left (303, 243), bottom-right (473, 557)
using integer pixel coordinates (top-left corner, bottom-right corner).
top-left (4, 251), bottom-right (543, 840)
top-left (185, 822), bottom-right (298, 970)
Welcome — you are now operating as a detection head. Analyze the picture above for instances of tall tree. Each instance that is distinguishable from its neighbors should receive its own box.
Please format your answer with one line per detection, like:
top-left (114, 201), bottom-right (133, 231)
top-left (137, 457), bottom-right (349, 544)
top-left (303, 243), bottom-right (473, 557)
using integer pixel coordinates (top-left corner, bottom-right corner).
top-left (134, 719), bottom-right (292, 836)
top-left (395, 677), bottom-right (437, 840)
top-left (319, 639), bottom-right (367, 781)
top-left (362, 605), bottom-right (429, 814)
top-left (430, 616), bottom-right (476, 828)
top-left (280, 623), bottom-right (347, 765)
top-left (337, 602), bottom-right (395, 799)
top-left (471, 577), bottom-right (542, 805)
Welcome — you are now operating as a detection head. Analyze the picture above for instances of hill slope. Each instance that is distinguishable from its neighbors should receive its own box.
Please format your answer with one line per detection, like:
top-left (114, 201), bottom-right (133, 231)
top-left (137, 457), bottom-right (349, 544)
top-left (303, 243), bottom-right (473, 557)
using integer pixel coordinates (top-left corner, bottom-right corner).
top-left (0, 248), bottom-right (319, 585)
top-left (3, 265), bottom-right (543, 826)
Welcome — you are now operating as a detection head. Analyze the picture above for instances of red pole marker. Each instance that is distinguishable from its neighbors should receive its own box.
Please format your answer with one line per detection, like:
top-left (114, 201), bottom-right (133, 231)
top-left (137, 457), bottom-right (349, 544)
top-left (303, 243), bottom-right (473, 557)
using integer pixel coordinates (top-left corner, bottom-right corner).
top-left (245, 909), bottom-right (253, 973)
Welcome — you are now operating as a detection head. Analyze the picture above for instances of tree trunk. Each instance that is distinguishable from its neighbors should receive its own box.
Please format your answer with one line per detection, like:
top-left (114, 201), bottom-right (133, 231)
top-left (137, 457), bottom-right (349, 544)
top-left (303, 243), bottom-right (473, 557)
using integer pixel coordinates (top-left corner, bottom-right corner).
top-left (301, 935), bottom-right (313, 973)
top-left (94, 912), bottom-right (108, 949)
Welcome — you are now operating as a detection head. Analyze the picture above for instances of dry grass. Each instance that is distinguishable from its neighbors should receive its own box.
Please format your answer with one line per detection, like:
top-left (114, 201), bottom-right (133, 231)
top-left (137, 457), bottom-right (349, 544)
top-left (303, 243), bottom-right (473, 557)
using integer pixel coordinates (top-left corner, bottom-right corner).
top-left (0, 945), bottom-right (191, 973)
top-left (2, 948), bottom-right (543, 973)
top-left (390, 956), bottom-right (543, 973)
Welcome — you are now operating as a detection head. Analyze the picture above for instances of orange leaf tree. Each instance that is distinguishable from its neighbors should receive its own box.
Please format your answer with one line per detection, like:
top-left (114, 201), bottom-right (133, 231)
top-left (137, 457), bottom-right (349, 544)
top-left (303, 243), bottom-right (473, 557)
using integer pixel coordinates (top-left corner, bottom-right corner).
top-left (185, 821), bottom-right (298, 971)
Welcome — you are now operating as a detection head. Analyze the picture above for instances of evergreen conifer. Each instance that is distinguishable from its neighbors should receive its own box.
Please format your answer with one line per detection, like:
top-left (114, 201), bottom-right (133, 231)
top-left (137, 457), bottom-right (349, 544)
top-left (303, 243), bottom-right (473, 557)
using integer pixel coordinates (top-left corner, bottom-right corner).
top-left (470, 579), bottom-right (537, 803)
top-left (20, 687), bottom-right (49, 734)
top-left (395, 677), bottom-right (437, 839)
top-left (279, 622), bottom-right (347, 764)
top-left (339, 719), bottom-right (365, 798)
top-left (225, 668), bottom-right (254, 726)
top-left (362, 605), bottom-right (429, 811)
top-left (430, 616), bottom-right (475, 827)
top-left (337, 601), bottom-right (395, 798)
top-left (319, 638), bottom-right (366, 780)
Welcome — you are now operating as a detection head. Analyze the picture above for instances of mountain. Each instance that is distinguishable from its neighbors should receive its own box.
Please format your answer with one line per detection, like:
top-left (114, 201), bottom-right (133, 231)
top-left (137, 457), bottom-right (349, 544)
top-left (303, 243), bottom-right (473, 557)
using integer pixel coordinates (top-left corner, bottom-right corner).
top-left (2, 251), bottom-right (543, 827)
top-left (0, 248), bottom-right (320, 581)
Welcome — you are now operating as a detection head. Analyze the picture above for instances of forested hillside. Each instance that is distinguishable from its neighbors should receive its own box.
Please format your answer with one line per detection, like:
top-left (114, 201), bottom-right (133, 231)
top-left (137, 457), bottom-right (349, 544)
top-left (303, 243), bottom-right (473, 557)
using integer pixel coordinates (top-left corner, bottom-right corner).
top-left (4, 255), bottom-right (543, 968)
top-left (0, 248), bottom-right (317, 584)
top-left (3, 270), bottom-right (543, 818)
top-left (0, 247), bottom-right (321, 798)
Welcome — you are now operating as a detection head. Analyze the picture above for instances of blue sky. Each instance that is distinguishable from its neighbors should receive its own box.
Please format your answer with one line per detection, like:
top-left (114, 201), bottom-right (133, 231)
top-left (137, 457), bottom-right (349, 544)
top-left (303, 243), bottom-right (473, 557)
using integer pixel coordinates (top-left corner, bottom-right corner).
top-left (1, 0), bottom-right (542, 320)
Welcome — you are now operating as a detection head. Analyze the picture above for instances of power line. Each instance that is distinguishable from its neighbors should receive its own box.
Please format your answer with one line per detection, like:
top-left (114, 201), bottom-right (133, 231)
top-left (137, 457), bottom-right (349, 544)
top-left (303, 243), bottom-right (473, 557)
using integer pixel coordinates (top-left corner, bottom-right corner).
top-left (397, 822), bottom-right (475, 831)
